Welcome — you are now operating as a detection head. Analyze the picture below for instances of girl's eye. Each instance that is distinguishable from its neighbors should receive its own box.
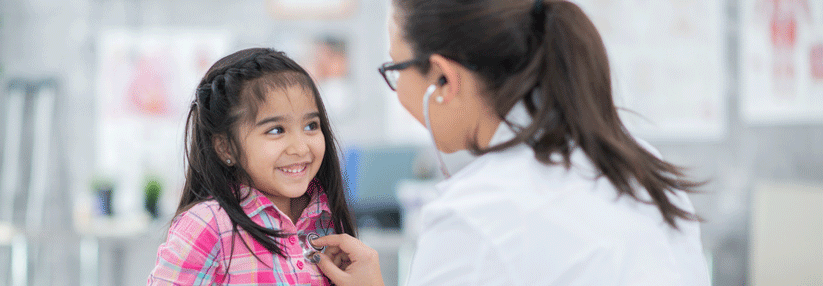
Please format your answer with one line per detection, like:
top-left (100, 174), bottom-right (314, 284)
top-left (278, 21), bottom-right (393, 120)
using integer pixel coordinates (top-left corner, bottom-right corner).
top-left (267, 127), bottom-right (285, 135)
top-left (304, 121), bottom-right (320, 131)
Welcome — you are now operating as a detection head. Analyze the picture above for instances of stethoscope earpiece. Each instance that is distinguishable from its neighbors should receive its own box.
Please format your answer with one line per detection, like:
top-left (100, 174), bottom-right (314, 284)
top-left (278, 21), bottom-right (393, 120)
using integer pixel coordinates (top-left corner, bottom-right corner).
top-left (422, 83), bottom-right (451, 178)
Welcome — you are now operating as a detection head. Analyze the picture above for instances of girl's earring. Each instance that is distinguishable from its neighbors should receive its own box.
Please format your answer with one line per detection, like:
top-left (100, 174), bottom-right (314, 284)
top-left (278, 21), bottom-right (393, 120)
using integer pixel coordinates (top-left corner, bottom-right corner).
top-left (435, 96), bottom-right (444, 104)
top-left (226, 159), bottom-right (232, 165)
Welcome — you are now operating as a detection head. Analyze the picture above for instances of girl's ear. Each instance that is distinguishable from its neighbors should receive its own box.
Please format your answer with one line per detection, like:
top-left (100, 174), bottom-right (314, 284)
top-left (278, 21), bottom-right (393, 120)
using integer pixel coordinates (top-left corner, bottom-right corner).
top-left (213, 134), bottom-right (234, 166)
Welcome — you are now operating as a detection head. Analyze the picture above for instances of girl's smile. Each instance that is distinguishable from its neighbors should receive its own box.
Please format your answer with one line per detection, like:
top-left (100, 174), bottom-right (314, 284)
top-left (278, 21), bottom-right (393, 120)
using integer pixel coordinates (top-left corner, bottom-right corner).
top-left (277, 162), bottom-right (310, 177)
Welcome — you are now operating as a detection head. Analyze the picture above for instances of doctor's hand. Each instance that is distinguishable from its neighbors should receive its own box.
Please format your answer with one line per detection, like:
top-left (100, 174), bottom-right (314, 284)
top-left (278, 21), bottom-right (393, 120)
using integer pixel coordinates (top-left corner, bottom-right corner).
top-left (321, 245), bottom-right (351, 270)
top-left (311, 234), bottom-right (385, 286)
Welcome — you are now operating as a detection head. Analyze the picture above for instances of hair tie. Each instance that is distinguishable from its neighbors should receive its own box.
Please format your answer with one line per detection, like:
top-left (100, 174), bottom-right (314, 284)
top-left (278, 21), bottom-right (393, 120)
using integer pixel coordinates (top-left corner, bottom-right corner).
top-left (196, 85), bottom-right (211, 111)
top-left (532, 0), bottom-right (546, 32)
top-left (532, 0), bottom-right (545, 15)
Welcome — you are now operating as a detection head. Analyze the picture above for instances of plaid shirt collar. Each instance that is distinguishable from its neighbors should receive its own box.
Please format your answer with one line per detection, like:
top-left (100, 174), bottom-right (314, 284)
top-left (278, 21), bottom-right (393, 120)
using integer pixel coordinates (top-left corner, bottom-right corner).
top-left (238, 178), bottom-right (331, 223)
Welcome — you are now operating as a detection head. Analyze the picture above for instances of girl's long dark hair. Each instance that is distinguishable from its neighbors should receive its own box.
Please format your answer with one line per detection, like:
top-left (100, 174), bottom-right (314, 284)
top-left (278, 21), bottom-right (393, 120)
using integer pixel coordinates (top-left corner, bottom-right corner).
top-left (177, 48), bottom-right (356, 259)
top-left (394, 0), bottom-right (703, 229)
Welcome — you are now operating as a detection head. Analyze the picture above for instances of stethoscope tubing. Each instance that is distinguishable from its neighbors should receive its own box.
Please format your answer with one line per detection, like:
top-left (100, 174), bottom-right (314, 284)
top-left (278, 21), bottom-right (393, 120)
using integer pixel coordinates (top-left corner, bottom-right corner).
top-left (422, 84), bottom-right (451, 178)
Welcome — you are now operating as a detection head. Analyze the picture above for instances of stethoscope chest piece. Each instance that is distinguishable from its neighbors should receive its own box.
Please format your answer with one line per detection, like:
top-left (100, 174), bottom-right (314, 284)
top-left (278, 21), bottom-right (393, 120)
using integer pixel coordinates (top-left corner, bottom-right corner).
top-left (301, 232), bottom-right (325, 263)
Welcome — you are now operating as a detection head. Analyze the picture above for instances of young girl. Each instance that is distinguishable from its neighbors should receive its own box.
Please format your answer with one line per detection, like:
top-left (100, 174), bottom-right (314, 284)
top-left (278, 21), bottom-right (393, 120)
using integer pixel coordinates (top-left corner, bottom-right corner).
top-left (148, 48), bottom-right (356, 285)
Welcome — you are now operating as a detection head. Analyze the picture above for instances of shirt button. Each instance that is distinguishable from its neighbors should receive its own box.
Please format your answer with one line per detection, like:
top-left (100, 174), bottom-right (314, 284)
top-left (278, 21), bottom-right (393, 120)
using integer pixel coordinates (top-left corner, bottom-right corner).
top-left (288, 236), bottom-right (297, 245)
top-left (296, 260), bottom-right (304, 270)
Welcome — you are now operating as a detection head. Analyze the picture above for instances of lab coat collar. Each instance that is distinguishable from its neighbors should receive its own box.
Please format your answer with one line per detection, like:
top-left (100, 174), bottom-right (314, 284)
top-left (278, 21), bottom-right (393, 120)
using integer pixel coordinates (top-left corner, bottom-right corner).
top-left (436, 98), bottom-right (534, 192)
top-left (437, 90), bottom-right (600, 193)
top-left (487, 99), bottom-right (533, 147)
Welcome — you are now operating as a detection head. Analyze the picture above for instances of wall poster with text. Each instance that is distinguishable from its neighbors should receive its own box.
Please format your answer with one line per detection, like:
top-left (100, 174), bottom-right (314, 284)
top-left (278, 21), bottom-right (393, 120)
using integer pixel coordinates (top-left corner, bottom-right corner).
top-left (741, 0), bottom-right (823, 124)
top-left (574, 0), bottom-right (727, 141)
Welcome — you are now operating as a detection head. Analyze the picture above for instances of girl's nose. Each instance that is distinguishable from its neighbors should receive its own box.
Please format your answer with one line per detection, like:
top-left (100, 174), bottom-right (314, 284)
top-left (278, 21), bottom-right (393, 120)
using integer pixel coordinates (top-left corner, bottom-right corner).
top-left (285, 134), bottom-right (310, 156)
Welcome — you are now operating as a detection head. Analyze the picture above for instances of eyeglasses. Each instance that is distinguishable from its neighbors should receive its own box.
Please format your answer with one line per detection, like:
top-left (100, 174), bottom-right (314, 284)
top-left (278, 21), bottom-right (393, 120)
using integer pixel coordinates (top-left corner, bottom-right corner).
top-left (377, 58), bottom-right (426, 91)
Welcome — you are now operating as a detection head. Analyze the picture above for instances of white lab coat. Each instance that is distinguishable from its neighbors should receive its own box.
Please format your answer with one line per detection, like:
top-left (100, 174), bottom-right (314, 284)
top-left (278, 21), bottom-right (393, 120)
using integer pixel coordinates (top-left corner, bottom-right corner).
top-left (405, 102), bottom-right (710, 285)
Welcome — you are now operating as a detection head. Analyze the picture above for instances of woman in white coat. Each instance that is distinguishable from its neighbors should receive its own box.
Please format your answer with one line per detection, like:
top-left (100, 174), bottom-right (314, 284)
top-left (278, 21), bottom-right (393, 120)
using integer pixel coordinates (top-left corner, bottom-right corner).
top-left (312, 0), bottom-right (711, 285)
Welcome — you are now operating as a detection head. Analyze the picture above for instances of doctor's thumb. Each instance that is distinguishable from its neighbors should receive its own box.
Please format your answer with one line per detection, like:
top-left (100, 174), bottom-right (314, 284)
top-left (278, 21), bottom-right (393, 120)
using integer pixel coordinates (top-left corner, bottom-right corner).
top-left (313, 252), bottom-right (349, 284)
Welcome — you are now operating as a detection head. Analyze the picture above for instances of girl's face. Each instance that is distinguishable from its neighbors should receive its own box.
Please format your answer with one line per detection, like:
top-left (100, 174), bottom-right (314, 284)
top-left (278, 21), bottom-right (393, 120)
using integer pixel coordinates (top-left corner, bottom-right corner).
top-left (237, 85), bottom-right (325, 207)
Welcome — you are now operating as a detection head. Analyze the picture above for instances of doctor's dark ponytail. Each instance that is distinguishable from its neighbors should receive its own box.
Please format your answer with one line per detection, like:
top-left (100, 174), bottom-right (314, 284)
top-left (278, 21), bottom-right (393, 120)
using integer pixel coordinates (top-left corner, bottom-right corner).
top-left (394, 0), bottom-right (702, 229)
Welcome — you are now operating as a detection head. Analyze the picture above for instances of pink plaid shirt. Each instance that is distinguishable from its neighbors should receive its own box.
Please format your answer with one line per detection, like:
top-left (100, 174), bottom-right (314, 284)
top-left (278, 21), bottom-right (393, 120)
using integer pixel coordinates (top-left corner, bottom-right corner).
top-left (148, 179), bottom-right (335, 285)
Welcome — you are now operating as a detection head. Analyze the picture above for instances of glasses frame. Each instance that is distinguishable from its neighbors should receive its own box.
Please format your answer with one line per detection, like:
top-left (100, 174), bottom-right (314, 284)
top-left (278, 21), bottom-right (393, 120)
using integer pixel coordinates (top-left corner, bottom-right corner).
top-left (377, 58), bottom-right (426, 91)
top-left (377, 55), bottom-right (478, 91)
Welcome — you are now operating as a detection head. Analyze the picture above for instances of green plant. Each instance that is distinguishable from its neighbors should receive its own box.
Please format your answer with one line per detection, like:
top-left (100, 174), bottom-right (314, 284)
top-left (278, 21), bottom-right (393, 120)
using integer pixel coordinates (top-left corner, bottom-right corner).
top-left (144, 176), bottom-right (163, 219)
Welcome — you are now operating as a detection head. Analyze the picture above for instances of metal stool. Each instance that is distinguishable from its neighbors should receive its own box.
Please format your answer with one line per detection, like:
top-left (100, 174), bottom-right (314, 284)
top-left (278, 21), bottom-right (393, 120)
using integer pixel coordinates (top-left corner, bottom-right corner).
top-left (1, 81), bottom-right (29, 286)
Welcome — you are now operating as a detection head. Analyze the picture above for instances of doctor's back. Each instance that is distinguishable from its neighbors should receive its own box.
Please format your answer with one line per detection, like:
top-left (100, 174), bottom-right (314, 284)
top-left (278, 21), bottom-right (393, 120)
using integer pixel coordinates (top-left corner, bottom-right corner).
top-left (407, 116), bottom-right (710, 285)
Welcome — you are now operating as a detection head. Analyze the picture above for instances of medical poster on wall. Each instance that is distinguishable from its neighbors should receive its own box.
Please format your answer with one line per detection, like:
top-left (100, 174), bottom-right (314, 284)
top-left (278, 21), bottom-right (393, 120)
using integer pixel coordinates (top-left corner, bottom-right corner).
top-left (740, 0), bottom-right (823, 124)
top-left (574, 0), bottom-right (727, 141)
top-left (267, 0), bottom-right (356, 19)
top-left (95, 28), bottom-right (231, 216)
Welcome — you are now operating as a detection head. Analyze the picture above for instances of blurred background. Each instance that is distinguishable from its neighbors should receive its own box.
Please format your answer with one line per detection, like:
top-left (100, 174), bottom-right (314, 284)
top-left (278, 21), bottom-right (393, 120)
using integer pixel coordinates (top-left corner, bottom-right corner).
top-left (0, 0), bottom-right (821, 285)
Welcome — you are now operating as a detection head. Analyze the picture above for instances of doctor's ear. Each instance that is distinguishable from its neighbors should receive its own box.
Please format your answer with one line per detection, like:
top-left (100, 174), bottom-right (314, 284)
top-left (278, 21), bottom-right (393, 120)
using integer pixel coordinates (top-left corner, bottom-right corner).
top-left (428, 54), bottom-right (462, 103)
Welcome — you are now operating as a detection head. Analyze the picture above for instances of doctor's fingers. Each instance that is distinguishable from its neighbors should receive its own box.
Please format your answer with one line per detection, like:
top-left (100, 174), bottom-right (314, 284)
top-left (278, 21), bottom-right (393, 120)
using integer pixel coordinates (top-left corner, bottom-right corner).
top-left (312, 234), bottom-right (379, 263)
top-left (332, 252), bottom-right (351, 269)
top-left (324, 245), bottom-right (342, 257)
top-left (313, 250), bottom-right (383, 286)
top-left (319, 245), bottom-right (345, 268)
top-left (324, 245), bottom-right (351, 267)
top-left (313, 252), bottom-right (350, 283)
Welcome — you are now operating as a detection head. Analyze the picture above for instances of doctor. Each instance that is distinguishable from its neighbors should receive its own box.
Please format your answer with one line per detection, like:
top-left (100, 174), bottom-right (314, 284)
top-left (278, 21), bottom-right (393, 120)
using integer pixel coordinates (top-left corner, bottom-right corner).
top-left (313, 0), bottom-right (711, 285)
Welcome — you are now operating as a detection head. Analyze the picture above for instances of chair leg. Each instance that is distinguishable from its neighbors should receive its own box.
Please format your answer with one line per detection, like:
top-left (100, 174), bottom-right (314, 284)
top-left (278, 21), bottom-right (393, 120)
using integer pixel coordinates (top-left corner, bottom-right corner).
top-left (10, 234), bottom-right (26, 286)
top-left (80, 236), bottom-right (99, 286)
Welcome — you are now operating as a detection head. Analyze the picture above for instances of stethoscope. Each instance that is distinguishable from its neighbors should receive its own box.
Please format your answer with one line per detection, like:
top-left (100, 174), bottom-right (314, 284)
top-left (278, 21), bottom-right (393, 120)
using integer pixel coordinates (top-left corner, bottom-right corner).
top-left (301, 232), bottom-right (326, 263)
top-left (422, 79), bottom-right (451, 178)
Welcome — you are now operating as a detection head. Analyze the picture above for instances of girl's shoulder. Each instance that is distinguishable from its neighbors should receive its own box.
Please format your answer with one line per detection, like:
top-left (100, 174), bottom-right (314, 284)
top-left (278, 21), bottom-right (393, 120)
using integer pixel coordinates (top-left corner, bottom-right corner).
top-left (163, 200), bottom-right (229, 266)
top-left (172, 200), bottom-right (231, 232)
